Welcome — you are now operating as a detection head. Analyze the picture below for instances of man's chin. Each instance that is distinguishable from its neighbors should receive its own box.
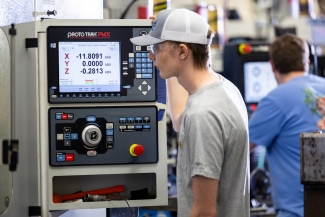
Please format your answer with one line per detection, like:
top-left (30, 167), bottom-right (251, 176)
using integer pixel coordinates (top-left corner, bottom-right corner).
top-left (158, 71), bottom-right (168, 80)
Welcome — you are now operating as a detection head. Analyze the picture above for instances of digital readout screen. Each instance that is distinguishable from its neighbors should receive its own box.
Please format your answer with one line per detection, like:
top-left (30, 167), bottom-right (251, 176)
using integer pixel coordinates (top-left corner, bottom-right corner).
top-left (244, 62), bottom-right (277, 103)
top-left (58, 42), bottom-right (121, 93)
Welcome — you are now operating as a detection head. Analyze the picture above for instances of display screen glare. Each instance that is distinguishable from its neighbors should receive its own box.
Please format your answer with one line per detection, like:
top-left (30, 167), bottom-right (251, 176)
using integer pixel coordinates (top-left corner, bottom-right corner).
top-left (58, 41), bottom-right (121, 93)
top-left (244, 62), bottom-right (278, 103)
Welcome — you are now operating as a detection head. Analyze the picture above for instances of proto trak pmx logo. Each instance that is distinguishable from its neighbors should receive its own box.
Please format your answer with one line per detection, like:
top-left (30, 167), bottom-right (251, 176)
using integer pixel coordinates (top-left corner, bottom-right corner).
top-left (67, 32), bottom-right (111, 38)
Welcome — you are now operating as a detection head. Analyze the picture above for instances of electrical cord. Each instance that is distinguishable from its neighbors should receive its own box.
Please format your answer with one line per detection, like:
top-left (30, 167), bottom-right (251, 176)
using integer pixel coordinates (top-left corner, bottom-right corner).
top-left (104, 199), bottom-right (137, 217)
top-left (125, 200), bottom-right (136, 217)
top-left (120, 0), bottom-right (138, 19)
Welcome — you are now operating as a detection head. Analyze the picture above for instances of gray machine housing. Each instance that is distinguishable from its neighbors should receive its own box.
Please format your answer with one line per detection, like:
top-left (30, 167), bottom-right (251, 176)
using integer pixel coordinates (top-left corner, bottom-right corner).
top-left (0, 19), bottom-right (167, 217)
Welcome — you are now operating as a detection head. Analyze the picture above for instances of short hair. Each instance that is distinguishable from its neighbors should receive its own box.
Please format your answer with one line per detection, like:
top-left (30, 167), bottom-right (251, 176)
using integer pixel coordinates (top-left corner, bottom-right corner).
top-left (269, 33), bottom-right (309, 74)
top-left (167, 28), bottom-right (215, 69)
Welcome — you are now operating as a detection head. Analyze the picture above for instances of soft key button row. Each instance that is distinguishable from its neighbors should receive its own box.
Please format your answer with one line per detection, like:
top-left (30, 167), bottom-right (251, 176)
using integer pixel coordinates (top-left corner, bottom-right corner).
top-left (59, 93), bottom-right (122, 98)
top-left (119, 117), bottom-right (140, 124)
top-left (119, 116), bottom-right (149, 124)
top-left (57, 133), bottom-right (78, 140)
top-left (56, 153), bottom-right (74, 162)
top-left (119, 125), bottom-right (138, 132)
top-left (106, 129), bottom-right (114, 140)
top-left (106, 122), bottom-right (114, 148)
top-left (136, 125), bottom-right (151, 131)
top-left (120, 124), bottom-right (151, 132)
top-left (127, 53), bottom-right (134, 71)
top-left (55, 113), bottom-right (74, 120)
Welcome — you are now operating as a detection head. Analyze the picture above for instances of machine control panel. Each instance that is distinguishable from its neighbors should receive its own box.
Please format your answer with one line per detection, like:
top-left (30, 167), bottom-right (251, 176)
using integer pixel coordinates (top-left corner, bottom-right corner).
top-left (49, 106), bottom-right (158, 166)
top-left (47, 26), bottom-right (157, 103)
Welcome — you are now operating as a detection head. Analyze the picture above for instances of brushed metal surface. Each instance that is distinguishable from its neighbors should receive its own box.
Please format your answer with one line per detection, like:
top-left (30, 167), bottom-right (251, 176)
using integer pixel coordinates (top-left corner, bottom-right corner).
top-left (0, 27), bottom-right (13, 215)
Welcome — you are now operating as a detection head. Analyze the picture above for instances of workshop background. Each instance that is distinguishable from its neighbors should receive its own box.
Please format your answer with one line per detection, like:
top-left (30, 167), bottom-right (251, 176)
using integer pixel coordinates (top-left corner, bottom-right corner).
top-left (1, 0), bottom-right (325, 217)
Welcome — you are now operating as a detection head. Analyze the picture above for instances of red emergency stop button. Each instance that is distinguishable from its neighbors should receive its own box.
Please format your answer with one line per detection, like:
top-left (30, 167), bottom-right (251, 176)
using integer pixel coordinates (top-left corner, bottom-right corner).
top-left (238, 43), bottom-right (252, 55)
top-left (130, 144), bottom-right (144, 156)
top-left (250, 104), bottom-right (257, 111)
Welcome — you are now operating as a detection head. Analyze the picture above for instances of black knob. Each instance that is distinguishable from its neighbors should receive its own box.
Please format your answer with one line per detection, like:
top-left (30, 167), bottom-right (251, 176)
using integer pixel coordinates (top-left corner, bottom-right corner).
top-left (47, 10), bottom-right (57, 16)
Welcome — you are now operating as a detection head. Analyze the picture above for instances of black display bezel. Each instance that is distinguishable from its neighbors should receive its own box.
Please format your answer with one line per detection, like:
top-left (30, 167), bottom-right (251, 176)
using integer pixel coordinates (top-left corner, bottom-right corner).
top-left (47, 26), bottom-right (155, 103)
top-left (57, 41), bottom-right (122, 94)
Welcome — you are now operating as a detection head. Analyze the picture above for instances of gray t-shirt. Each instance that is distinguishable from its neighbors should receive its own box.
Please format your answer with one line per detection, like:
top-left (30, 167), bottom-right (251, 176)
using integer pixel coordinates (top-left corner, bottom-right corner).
top-left (177, 75), bottom-right (250, 217)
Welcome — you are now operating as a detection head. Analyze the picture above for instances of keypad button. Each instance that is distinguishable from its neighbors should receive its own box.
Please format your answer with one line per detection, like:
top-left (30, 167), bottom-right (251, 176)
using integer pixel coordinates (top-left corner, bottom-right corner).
top-left (142, 74), bottom-right (153, 79)
top-left (106, 123), bottom-right (114, 129)
top-left (135, 125), bottom-right (143, 131)
top-left (135, 117), bottom-right (143, 123)
top-left (56, 114), bottom-right (62, 120)
top-left (57, 154), bottom-right (65, 162)
top-left (71, 133), bottom-right (78, 140)
top-left (143, 116), bottom-right (150, 123)
top-left (63, 127), bottom-right (71, 133)
top-left (65, 154), bottom-right (74, 162)
top-left (127, 117), bottom-right (135, 123)
top-left (62, 114), bottom-right (68, 120)
top-left (106, 136), bottom-right (114, 142)
top-left (119, 118), bottom-right (127, 124)
top-left (64, 140), bottom-right (71, 146)
top-left (106, 130), bottom-right (114, 136)
top-left (68, 114), bottom-right (74, 120)
top-left (57, 134), bottom-right (63, 140)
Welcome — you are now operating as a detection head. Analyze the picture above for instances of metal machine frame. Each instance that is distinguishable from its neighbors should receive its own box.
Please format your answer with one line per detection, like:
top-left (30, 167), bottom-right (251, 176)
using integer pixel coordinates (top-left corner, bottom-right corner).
top-left (0, 19), bottom-right (167, 217)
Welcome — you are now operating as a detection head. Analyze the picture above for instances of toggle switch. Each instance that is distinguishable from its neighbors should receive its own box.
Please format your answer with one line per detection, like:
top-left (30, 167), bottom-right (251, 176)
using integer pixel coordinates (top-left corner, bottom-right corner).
top-left (129, 144), bottom-right (144, 156)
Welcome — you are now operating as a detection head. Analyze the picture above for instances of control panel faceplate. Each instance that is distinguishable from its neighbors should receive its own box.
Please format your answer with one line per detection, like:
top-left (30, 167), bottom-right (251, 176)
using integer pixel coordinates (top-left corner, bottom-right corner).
top-left (49, 106), bottom-right (158, 166)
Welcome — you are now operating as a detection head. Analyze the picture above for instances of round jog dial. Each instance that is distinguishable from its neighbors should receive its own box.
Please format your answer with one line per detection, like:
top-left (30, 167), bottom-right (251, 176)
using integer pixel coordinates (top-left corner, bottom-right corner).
top-left (81, 125), bottom-right (102, 149)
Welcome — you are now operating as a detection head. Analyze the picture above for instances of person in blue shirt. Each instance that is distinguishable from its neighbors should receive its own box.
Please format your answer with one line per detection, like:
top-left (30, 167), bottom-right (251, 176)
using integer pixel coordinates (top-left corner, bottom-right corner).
top-left (249, 33), bottom-right (325, 217)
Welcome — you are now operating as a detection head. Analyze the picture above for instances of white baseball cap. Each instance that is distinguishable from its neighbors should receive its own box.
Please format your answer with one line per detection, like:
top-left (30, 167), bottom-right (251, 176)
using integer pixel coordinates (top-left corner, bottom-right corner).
top-left (130, 8), bottom-right (210, 46)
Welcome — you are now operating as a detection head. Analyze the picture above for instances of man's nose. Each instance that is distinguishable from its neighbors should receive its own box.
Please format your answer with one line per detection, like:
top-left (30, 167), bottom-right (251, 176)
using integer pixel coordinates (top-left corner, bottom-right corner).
top-left (148, 52), bottom-right (155, 61)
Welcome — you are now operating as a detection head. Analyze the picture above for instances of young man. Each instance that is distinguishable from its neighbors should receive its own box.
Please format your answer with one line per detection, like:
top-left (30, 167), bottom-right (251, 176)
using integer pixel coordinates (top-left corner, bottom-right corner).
top-left (249, 33), bottom-right (325, 217)
top-left (130, 9), bottom-right (249, 217)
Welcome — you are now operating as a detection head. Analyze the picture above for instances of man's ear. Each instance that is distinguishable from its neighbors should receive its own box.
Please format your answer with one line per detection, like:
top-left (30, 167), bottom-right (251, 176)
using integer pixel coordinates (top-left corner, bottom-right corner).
top-left (178, 44), bottom-right (189, 60)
